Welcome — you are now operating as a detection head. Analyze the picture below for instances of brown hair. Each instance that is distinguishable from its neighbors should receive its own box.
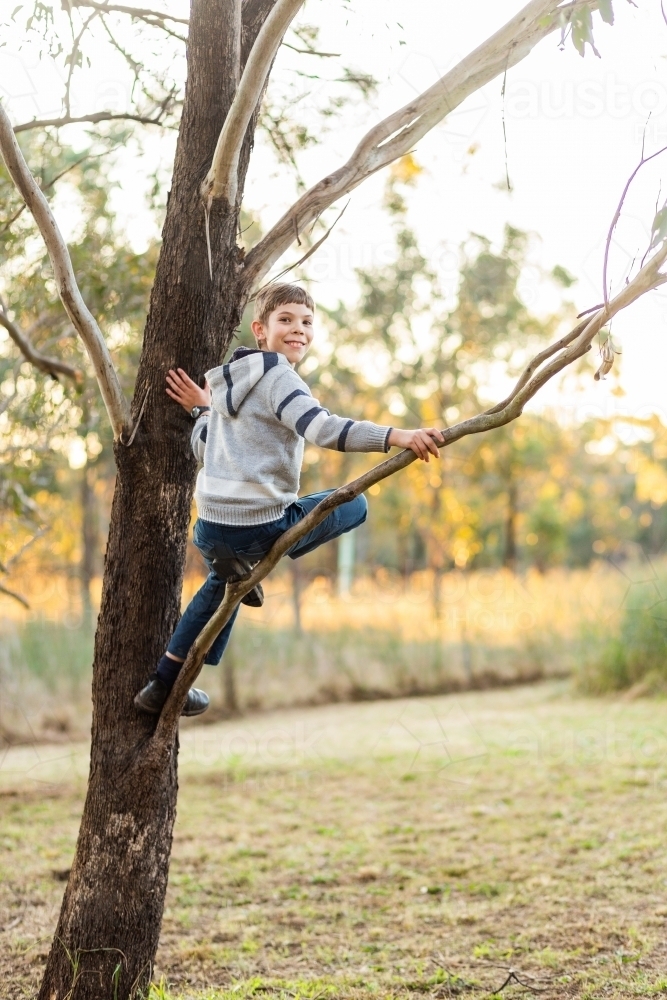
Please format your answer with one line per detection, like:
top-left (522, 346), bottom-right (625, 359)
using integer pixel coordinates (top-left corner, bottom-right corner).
top-left (253, 283), bottom-right (315, 326)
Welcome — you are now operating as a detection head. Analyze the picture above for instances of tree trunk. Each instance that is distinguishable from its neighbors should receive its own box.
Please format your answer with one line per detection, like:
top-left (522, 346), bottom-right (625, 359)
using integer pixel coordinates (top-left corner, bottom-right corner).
top-left (503, 476), bottom-right (518, 573)
top-left (38, 2), bottom-right (272, 997)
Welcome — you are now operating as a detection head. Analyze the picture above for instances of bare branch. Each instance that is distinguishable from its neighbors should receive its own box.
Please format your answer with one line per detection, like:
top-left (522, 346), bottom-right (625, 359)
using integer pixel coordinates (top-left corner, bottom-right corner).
top-left (14, 109), bottom-right (174, 133)
top-left (253, 200), bottom-right (348, 292)
top-left (0, 102), bottom-right (131, 439)
top-left (64, 10), bottom-right (100, 118)
top-left (69, 0), bottom-right (189, 25)
top-left (154, 236), bottom-right (667, 740)
top-left (0, 299), bottom-right (81, 382)
top-left (602, 142), bottom-right (667, 307)
top-left (1, 150), bottom-right (106, 234)
top-left (202, 0), bottom-right (305, 206)
top-left (282, 42), bottom-right (340, 57)
top-left (3, 527), bottom-right (49, 573)
top-left (0, 582), bottom-right (30, 609)
top-left (243, 0), bottom-right (594, 289)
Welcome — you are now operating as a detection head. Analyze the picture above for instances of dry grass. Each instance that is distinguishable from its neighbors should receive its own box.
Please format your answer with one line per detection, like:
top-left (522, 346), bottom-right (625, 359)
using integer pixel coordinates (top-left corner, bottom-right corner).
top-left (2, 682), bottom-right (667, 999)
top-left (0, 560), bottom-right (641, 739)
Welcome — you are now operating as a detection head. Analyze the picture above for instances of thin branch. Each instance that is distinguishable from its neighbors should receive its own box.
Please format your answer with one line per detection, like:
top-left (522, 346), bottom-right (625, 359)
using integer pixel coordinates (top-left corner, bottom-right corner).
top-left (253, 201), bottom-right (349, 292)
top-left (0, 300), bottom-right (81, 382)
top-left (0, 582), bottom-right (30, 609)
top-left (0, 150), bottom-right (105, 234)
top-left (202, 0), bottom-right (306, 206)
top-left (282, 42), bottom-right (340, 57)
top-left (602, 142), bottom-right (667, 307)
top-left (69, 0), bottom-right (189, 24)
top-left (483, 318), bottom-right (588, 415)
top-left (64, 10), bottom-right (100, 118)
top-left (4, 527), bottom-right (49, 573)
top-left (0, 101), bottom-right (131, 439)
top-left (14, 110), bottom-right (173, 133)
top-left (243, 0), bottom-right (595, 289)
top-left (154, 237), bottom-right (667, 742)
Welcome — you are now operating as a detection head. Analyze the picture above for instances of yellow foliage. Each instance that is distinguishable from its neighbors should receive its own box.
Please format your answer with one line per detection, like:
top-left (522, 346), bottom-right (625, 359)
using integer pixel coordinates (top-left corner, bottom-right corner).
top-left (635, 457), bottom-right (667, 506)
top-left (389, 154), bottom-right (423, 186)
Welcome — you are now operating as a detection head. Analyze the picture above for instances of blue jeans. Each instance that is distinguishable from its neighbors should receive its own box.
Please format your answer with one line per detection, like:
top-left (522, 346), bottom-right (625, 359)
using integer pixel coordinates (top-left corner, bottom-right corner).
top-left (167, 490), bottom-right (367, 666)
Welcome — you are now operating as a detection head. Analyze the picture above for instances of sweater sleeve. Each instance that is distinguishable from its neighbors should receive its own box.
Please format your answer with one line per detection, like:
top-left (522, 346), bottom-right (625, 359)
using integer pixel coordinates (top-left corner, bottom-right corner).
top-left (270, 369), bottom-right (392, 453)
top-left (190, 412), bottom-right (209, 461)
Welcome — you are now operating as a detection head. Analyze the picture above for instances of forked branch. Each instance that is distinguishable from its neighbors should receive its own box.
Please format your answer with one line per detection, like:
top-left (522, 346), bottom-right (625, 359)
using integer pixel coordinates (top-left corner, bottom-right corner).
top-left (0, 102), bottom-right (131, 439)
top-left (0, 300), bottom-right (81, 382)
top-left (201, 0), bottom-right (305, 206)
top-left (242, 0), bottom-right (595, 290)
top-left (154, 238), bottom-right (667, 742)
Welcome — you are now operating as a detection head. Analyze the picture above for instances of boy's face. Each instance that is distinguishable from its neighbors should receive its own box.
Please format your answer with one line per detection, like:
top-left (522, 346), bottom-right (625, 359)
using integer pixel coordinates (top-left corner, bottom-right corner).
top-left (251, 303), bottom-right (314, 366)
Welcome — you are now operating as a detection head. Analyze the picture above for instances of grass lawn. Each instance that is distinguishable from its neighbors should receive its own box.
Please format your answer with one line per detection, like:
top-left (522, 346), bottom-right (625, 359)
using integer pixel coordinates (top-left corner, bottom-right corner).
top-left (1, 681), bottom-right (667, 999)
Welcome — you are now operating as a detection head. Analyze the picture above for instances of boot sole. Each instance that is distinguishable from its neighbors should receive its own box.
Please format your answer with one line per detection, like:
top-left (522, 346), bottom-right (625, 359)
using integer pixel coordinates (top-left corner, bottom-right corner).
top-left (134, 695), bottom-right (210, 717)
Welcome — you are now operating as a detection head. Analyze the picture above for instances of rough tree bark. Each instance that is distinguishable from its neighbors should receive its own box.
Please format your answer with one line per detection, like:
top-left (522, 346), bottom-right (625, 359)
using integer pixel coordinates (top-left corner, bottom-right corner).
top-left (37, 2), bottom-right (272, 996)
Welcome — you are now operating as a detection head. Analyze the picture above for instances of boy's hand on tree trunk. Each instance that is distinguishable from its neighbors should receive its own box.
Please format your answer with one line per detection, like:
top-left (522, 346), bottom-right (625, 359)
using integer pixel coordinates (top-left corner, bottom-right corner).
top-left (166, 368), bottom-right (211, 412)
top-left (388, 427), bottom-right (444, 462)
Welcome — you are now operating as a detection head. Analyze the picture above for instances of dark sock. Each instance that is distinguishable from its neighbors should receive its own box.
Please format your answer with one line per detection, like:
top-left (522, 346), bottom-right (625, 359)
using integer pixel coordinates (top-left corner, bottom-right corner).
top-left (156, 654), bottom-right (183, 687)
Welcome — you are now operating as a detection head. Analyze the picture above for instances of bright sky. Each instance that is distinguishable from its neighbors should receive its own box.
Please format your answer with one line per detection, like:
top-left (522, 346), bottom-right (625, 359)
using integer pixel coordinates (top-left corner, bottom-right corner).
top-left (2, 0), bottom-right (667, 425)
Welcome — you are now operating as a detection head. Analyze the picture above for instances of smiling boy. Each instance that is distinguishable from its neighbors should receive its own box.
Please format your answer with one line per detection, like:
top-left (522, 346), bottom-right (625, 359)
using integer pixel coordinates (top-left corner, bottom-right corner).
top-left (135, 283), bottom-right (444, 717)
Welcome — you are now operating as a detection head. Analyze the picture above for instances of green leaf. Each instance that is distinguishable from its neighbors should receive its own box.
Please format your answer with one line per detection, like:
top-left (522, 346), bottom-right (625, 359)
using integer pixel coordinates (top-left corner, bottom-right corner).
top-left (571, 9), bottom-right (599, 58)
top-left (598, 0), bottom-right (614, 25)
top-left (11, 5), bottom-right (23, 19)
top-left (649, 203), bottom-right (667, 250)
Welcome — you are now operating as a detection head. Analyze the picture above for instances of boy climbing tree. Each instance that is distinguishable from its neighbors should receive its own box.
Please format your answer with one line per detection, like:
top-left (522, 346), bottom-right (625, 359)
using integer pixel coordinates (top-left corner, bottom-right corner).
top-left (135, 283), bottom-right (444, 716)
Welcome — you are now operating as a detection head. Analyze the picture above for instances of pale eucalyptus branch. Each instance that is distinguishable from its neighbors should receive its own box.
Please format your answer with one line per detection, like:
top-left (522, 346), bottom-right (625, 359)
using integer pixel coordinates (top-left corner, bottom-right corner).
top-left (0, 300), bottom-right (81, 382)
top-left (242, 0), bottom-right (596, 290)
top-left (201, 0), bottom-right (305, 206)
top-left (0, 101), bottom-right (132, 439)
top-left (154, 239), bottom-right (667, 742)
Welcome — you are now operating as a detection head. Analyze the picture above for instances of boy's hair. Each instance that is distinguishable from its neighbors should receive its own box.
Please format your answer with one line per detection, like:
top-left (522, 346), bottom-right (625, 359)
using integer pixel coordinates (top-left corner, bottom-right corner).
top-left (253, 283), bottom-right (315, 326)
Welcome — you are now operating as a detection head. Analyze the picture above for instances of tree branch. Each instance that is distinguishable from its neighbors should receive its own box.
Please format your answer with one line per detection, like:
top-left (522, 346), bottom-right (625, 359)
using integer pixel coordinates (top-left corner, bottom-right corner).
top-left (154, 236), bottom-right (667, 742)
top-left (242, 0), bottom-right (594, 289)
top-left (602, 142), bottom-right (667, 307)
top-left (68, 0), bottom-right (189, 25)
top-left (0, 102), bottom-right (131, 439)
top-left (14, 110), bottom-right (174, 133)
top-left (0, 300), bottom-right (81, 382)
top-left (201, 0), bottom-right (305, 206)
top-left (0, 582), bottom-right (30, 609)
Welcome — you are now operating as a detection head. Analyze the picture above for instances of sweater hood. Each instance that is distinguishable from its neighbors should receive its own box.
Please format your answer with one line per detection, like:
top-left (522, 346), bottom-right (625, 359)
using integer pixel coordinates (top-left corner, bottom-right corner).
top-left (206, 348), bottom-right (289, 417)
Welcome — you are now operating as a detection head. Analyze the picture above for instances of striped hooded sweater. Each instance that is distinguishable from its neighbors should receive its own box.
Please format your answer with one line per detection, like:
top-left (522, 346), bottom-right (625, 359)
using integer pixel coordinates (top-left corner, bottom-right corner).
top-left (192, 348), bottom-right (393, 526)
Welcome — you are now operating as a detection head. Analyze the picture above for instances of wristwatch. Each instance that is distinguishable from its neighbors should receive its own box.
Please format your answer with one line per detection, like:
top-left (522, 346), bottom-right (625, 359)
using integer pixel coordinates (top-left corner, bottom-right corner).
top-left (190, 405), bottom-right (210, 420)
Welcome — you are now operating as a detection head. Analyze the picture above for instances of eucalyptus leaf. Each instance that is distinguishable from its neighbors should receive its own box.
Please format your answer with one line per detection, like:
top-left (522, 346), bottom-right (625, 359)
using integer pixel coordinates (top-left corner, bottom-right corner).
top-left (571, 9), bottom-right (599, 58)
top-left (649, 204), bottom-right (667, 250)
top-left (598, 0), bottom-right (614, 25)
